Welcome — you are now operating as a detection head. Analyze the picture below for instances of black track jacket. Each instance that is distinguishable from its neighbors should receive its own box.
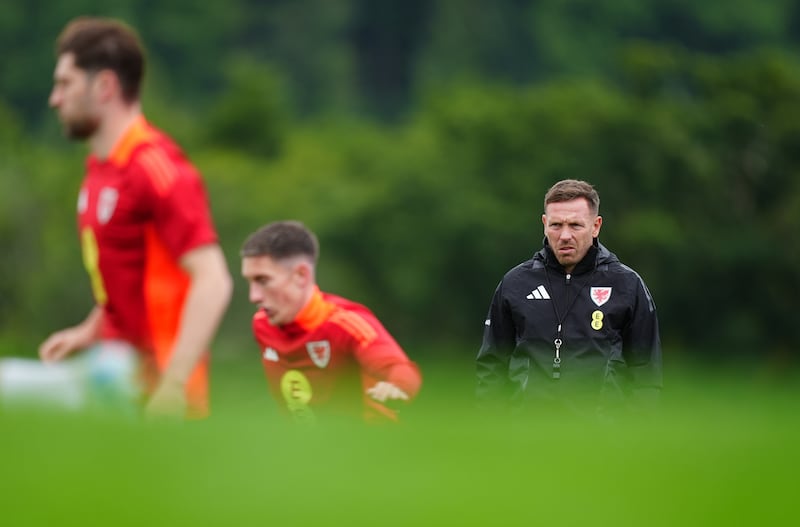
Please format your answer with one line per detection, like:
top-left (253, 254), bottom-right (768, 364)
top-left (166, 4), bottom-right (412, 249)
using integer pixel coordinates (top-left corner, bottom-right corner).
top-left (476, 239), bottom-right (662, 415)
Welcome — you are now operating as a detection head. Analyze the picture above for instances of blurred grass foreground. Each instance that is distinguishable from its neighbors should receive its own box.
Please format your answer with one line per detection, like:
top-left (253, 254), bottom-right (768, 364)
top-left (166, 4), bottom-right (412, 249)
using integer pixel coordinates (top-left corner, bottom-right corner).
top-left (1, 361), bottom-right (797, 527)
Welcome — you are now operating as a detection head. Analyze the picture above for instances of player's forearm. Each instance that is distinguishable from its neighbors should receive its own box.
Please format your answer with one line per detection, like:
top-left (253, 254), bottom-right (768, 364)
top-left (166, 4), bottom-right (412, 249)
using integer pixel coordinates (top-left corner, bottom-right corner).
top-left (39, 306), bottom-right (105, 362)
top-left (162, 249), bottom-right (232, 386)
top-left (476, 347), bottom-right (514, 403)
top-left (80, 306), bottom-right (105, 342)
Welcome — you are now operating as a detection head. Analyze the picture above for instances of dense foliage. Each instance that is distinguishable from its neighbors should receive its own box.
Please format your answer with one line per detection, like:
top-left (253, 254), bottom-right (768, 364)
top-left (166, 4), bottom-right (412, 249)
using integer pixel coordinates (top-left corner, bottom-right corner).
top-left (2, 0), bottom-right (799, 372)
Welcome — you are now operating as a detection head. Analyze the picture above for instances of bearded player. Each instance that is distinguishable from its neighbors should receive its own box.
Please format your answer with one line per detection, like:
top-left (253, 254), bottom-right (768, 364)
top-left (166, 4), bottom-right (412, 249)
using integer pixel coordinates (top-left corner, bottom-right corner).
top-left (28, 17), bottom-right (232, 418)
top-left (241, 221), bottom-right (422, 423)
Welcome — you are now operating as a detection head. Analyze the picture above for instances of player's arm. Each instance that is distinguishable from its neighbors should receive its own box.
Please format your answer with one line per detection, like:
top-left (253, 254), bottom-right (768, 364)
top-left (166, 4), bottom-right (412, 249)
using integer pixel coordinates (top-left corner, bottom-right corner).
top-left (373, 349), bottom-right (422, 401)
top-left (364, 353), bottom-right (422, 404)
top-left (622, 277), bottom-right (662, 408)
top-left (345, 313), bottom-right (422, 403)
top-left (38, 306), bottom-right (104, 362)
top-left (476, 281), bottom-right (515, 405)
top-left (145, 243), bottom-right (232, 417)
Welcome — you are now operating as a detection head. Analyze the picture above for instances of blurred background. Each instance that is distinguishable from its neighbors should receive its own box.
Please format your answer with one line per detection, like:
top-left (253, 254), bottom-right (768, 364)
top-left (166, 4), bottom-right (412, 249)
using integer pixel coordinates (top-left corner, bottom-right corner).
top-left (2, 0), bottom-right (799, 402)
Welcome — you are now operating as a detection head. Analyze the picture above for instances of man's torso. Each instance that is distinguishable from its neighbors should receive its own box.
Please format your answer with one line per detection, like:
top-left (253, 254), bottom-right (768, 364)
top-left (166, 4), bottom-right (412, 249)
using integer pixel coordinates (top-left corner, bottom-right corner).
top-left (77, 117), bottom-right (217, 354)
top-left (253, 293), bottom-right (396, 421)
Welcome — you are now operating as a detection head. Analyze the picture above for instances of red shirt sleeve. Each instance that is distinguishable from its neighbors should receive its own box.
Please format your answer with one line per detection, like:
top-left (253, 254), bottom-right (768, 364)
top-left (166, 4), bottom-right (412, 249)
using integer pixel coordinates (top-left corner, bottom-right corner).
top-left (331, 309), bottom-right (422, 399)
top-left (134, 143), bottom-right (218, 260)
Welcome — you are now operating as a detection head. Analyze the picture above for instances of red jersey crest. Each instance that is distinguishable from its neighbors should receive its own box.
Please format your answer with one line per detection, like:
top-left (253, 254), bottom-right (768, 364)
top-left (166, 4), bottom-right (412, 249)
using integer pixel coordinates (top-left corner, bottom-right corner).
top-left (97, 187), bottom-right (119, 224)
top-left (306, 340), bottom-right (331, 368)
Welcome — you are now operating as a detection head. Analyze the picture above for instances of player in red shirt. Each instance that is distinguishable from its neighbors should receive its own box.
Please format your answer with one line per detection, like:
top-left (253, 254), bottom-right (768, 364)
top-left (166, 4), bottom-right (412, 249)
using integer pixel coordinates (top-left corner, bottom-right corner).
top-left (32, 17), bottom-right (232, 418)
top-left (241, 221), bottom-right (422, 423)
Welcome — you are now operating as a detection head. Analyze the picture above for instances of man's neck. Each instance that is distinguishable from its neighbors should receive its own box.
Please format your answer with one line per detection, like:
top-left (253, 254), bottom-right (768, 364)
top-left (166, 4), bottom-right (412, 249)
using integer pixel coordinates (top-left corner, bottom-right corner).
top-left (89, 103), bottom-right (142, 160)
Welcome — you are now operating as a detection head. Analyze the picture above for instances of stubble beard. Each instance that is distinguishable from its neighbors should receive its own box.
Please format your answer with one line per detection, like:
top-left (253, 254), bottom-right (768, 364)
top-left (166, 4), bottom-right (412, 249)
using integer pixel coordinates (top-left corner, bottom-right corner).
top-left (63, 115), bottom-right (100, 140)
top-left (556, 255), bottom-right (576, 271)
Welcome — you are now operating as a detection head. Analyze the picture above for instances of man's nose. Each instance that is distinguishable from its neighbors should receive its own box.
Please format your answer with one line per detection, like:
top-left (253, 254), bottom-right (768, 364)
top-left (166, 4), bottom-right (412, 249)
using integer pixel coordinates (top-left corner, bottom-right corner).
top-left (48, 88), bottom-right (61, 108)
top-left (249, 284), bottom-right (262, 304)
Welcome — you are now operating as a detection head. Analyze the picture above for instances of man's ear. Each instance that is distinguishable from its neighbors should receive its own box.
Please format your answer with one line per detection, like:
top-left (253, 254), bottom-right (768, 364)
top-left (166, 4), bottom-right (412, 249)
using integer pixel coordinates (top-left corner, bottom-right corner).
top-left (593, 215), bottom-right (603, 238)
top-left (93, 69), bottom-right (119, 103)
top-left (293, 260), bottom-right (313, 287)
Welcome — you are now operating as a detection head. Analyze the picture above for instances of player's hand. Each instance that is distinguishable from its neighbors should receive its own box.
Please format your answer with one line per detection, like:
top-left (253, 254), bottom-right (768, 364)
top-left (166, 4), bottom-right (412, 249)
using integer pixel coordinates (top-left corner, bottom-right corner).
top-left (39, 309), bottom-right (102, 363)
top-left (144, 379), bottom-right (187, 420)
top-left (366, 381), bottom-right (409, 403)
top-left (39, 327), bottom-right (91, 363)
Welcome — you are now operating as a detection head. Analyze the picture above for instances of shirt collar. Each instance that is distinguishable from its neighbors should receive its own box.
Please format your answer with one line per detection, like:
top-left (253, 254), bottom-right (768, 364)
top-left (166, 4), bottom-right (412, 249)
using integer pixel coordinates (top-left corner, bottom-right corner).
top-left (87, 115), bottom-right (153, 169)
top-left (292, 286), bottom-right (335, 331)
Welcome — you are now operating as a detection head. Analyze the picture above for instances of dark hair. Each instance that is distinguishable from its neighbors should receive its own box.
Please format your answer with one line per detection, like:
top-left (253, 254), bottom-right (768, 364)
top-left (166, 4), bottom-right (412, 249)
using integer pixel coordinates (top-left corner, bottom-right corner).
top-left (241, 221), bottom-right (319, 264)
top-left (56, 16), bottom-right (145, 103)
top-left (544, 179), bottom-right (600, 215)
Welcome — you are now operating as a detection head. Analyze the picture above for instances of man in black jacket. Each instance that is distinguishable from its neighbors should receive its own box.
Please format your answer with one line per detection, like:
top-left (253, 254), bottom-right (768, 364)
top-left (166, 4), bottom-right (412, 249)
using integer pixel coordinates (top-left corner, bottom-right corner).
top-left (476, 179), bottom-right (661, 417)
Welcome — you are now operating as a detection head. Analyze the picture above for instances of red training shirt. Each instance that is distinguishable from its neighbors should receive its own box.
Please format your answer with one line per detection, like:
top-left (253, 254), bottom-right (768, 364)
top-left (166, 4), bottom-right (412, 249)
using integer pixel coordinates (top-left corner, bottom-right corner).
top-left (252, 287), bottom-right (422, 422)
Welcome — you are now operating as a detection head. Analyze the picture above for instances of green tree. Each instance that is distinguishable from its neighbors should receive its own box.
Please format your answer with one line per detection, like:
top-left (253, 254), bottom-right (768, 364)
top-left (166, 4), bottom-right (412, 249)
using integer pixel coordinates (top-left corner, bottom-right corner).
top-left (203, 57), bottom-right (289, 158)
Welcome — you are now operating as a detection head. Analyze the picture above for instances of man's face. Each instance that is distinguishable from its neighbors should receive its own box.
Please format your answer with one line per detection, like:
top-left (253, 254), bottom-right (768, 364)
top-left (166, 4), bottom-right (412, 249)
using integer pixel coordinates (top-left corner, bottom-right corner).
top-left (241, 255), bottom-right (308, 326)
top-left (49, 53), bottom-right (100, 139)
top-left (542, 198), bottom-right (602, 273)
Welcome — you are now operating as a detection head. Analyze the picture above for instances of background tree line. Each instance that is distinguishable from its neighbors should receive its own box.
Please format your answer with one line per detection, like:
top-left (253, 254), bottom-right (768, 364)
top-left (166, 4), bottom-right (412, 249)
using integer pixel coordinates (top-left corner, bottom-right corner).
top-left (1, 0), bottom-right (799, 376)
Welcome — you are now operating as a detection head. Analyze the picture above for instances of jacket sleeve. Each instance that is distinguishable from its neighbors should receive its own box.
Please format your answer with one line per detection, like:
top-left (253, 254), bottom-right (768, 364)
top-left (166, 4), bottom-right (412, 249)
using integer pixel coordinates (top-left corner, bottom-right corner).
top-left (623, 275), bottom-right (662, 405)
top-left (476, 280), bottom-right (515, 404)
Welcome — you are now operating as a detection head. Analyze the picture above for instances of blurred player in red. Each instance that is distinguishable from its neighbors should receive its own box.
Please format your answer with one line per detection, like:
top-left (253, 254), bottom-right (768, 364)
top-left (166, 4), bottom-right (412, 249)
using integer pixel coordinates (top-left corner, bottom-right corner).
top-left (30, 16), bottom-right (232, 418)
top-left (240, 221), bottom-right (422, 423)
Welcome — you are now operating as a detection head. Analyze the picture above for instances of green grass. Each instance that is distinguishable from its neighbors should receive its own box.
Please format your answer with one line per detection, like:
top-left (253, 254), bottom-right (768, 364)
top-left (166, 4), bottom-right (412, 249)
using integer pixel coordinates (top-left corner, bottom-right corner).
top-left (1, 357), bottom-right (798, 526)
